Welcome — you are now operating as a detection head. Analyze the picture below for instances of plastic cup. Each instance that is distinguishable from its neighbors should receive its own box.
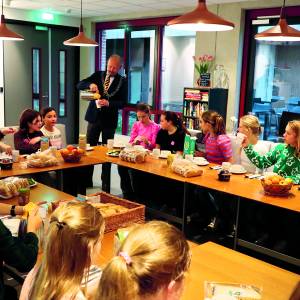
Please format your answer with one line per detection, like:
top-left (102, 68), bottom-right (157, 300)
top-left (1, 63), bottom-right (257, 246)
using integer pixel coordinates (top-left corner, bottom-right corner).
top-left (12, 150), bottom-right (20, 162)
top-left (152, 149), bottom-right (160, 159)
top-left (107, 139), bottom-right (114, 149)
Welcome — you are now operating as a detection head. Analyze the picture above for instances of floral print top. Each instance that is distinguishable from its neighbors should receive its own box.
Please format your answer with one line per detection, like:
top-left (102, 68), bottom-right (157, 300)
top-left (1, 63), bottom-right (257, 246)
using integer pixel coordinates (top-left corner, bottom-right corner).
top-left (244, 143), bottom-right (300, 184)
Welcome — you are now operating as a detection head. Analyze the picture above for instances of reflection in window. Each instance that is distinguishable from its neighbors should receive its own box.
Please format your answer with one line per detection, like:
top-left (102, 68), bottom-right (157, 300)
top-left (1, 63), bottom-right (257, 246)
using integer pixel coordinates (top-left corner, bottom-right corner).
top-left (32, 48), bottom-right (41, 110)
top-left (128, 30), bottom-right (155, 106)
top-left (100, 29), bottom-right (125, 73)
top-left (251, 24), bottom-right (300, 141)
top-left (161, 28), bottom-right (196, 112)
top-left (58, 50), bottom-right (66, 117)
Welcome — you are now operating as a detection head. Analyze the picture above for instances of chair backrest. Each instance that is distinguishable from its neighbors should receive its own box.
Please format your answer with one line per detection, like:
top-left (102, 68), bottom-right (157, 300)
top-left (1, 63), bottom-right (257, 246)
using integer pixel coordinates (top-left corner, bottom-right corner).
top-left (2, 126), bottom-right (19, 149)
top-left (55, 123), bottom-right (67, 148)
top-left (279, 111), bottom-right (300, 135)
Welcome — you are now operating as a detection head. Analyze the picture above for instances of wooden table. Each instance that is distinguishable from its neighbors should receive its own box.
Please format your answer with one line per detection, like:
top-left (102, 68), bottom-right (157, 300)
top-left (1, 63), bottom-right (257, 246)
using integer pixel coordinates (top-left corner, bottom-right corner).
top-left (0, 182), bottom-right (74, 206)
top-left (89, 146), bottom-right (300, 266)
top-left (99, 233), bottom-right (300, 300)
top-left (0, 152), bottom-right (105, 179)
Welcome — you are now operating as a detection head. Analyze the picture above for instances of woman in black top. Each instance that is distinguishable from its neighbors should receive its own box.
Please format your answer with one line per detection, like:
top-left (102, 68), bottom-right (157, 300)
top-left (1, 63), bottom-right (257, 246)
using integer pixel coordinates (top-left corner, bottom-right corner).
top-left (156, 111), bottom-right (188, 152)
top-left (14, 109), bottom-right (43, 155)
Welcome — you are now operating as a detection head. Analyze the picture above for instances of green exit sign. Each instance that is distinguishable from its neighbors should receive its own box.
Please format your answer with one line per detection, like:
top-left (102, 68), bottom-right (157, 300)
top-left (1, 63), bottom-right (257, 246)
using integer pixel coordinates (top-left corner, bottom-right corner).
top-left (35, 25), bottom-right (48, 31)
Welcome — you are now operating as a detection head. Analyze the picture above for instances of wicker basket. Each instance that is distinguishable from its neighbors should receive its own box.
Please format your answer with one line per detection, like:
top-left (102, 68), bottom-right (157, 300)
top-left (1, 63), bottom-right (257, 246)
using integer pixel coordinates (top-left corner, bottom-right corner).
top-left (89, 192), bottom-right (145, 233)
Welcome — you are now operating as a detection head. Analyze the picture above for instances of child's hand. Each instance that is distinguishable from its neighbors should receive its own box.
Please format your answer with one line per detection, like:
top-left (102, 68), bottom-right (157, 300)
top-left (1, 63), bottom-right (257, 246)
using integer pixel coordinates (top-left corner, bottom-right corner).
top-left (241, 135), bottom-right (250, 148)
top-left (29, 137), bottom-right (41, 145)
top-left (3, 144), bottom-right (12, 155)
top-left (194, 151), bottom-right (205, 157)
top-left (1, 127), bottom-right (15, 135)
top-left (27, 207), bottom-right (43, 233)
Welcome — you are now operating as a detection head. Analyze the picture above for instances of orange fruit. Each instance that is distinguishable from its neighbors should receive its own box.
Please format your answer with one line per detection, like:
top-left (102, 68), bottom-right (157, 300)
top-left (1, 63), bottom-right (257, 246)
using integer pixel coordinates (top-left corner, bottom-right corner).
top-left (271, 177), bottom-right (280, 184)
top-left (66, 145), bottom-right (75, 152)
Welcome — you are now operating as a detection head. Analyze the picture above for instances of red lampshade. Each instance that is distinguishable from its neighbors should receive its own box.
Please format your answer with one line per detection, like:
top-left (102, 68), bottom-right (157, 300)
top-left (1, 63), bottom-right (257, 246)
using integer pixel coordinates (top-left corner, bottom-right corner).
top-left (255, 18), bottom-right (300, 42)
top-left (63, 25), bottom-right (98, 47)
top-left (63, 0), bottom-right (98, 47)
top-left (0, 14), bottom-right (24, 41)
top-left (255, 0), bottom-right (300, 42)
top-left (167, 0), bottom-right (234, 32)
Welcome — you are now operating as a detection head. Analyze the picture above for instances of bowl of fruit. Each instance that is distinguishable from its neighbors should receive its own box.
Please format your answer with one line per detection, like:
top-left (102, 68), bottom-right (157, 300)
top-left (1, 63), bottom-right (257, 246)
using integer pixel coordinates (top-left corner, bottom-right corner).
top-left (261, 174), bottom-right (293, 196)
top-left (60, 145), bottom-right (84, 163)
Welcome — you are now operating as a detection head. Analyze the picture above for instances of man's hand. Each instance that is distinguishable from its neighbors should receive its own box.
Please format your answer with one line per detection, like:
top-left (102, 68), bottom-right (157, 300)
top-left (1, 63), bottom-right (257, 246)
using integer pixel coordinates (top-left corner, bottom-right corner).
top-left (89, 83), bottom-right (99, 92)
top-left (29, 137), bottom-right (41, 145)
top-left (99, 99), bottom-right (109, 107)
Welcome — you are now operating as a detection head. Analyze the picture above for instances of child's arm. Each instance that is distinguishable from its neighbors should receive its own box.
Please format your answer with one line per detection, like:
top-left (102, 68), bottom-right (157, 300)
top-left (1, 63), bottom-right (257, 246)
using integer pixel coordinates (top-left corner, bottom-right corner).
top-left (243, 144), bottom-right (281, 169)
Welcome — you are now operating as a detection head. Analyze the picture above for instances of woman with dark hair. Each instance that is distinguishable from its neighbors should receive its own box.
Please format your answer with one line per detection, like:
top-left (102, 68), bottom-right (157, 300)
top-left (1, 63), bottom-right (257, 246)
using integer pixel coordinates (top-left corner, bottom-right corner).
top-left (14, 109), bottom-right (43, 154)
top-left (156, 111), bottom-right (188, 153)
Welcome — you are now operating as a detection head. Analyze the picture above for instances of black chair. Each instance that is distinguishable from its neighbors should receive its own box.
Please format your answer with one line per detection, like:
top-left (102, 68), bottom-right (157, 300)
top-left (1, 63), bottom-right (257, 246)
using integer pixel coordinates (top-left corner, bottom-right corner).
top-left (278, 111), bottom-right (300, 136)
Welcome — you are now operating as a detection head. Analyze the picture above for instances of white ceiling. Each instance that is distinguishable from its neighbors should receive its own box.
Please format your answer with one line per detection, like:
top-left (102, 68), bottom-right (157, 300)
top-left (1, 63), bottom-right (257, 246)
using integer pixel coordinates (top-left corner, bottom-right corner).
top-left (4, 0), bottom-right (255, 18)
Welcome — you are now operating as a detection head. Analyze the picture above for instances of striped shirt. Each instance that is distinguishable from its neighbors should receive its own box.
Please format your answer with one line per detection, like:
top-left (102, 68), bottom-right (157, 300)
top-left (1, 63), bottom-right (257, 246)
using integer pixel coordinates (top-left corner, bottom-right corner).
top-left (204, 133), bottom-right (233, 164)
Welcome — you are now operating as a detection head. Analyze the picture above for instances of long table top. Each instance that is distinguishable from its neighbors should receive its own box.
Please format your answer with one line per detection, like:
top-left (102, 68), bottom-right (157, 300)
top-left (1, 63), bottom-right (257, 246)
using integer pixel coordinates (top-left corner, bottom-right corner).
top-left (0, 151), bottom-right (105, 178)
top-left (89, 146), bottom-right (300, 212)
top-left (2, 183), bottom-right (298, 299)
top-left (99, 233), bottom-right (300, 300)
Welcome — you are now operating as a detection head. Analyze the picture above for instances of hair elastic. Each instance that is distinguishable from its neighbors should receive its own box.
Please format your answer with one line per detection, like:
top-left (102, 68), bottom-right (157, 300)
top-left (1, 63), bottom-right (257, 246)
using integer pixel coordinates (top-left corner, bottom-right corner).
top-left (119, 252), bottom-right (132, 265)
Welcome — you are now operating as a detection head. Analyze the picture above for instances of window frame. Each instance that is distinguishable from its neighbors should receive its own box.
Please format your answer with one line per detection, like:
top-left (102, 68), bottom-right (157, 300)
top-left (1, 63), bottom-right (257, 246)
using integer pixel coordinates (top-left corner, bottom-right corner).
top-left (31, 47), bottom-right (42, 111)
top-left (58, 49), bottom-right (67, 117)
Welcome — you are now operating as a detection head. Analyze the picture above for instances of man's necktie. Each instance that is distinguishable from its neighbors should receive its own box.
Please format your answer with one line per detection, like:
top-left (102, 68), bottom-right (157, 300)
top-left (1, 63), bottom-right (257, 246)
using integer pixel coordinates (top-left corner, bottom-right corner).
top-left (104, 74), bottom-right (110, 92)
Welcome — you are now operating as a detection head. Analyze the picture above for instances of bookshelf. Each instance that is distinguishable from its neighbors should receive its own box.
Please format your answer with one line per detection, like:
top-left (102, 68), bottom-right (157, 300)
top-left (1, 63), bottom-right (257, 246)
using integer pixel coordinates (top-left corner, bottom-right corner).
top-left (182, 87), bottom-right (228, 130)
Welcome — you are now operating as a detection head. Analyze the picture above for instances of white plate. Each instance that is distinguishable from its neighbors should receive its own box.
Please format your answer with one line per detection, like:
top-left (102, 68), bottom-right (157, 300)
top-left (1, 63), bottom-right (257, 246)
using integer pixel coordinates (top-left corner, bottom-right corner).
top-left (86, 146), bottom-right (94, 151)
top-left (159, 155), bottom-right (168, 159)
top-left (230, 168), bottom-right (247, 174)
top-left (194, 160), bottom-right (209, 166)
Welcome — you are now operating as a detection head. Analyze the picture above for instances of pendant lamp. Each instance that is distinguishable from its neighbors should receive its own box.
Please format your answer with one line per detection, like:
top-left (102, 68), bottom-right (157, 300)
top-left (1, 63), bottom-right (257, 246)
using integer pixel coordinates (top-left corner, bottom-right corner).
top-left (167, 0), bottom-right (234, 32)
top-left (0, 0), bottom-right (24, 40)
top-left (63, 0), bottom-right (98, 47)
top-left (255, 0), bottom-right (300, 42)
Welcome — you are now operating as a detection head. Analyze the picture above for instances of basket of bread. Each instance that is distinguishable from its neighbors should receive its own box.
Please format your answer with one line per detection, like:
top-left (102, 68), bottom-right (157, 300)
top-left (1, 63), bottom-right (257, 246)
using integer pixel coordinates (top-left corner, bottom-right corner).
top-left (261, 174), bottom-right (293, 196)
top-left (171, 158), bottom-right (203, 178)
top-left (0, 177), bottom-right (35, 199)
top-left (119, 148), bottom-right (147, 163)
top-left (27, 149), bottom-right (59, 168)
top-left (89, 192), bottom-right (145, 233)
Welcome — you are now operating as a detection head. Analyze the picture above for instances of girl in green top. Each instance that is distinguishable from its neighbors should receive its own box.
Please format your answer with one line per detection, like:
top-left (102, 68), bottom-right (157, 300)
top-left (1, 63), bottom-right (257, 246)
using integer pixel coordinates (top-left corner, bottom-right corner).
top-left (242, 120), bottom-right (300, 184)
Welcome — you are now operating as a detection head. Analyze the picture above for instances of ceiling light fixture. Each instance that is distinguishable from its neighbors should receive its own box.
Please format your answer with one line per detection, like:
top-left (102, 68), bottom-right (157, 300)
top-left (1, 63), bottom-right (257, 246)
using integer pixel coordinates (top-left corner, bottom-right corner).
top-left (167, 0), bottom-right (234, 32)
top-left (255, 0), bottom-right (300, 42)
top-left (0, 0), bottom-right (24, 41)
top-left (63, 0), bottom-right (98, 47)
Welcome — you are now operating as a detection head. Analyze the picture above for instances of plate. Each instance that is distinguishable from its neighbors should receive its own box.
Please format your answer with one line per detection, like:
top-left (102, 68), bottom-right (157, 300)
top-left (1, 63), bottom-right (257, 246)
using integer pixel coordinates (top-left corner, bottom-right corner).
top-left (194, 160), bottom-right (209, 166)
top-left (159, 155), bottom-right (168, 159)
top-left (86, 146), bottom-right (94, 151)
top-left (106, 151), bottom-right (120, 157)
top-left (230, 168), bottom-right (247, 174)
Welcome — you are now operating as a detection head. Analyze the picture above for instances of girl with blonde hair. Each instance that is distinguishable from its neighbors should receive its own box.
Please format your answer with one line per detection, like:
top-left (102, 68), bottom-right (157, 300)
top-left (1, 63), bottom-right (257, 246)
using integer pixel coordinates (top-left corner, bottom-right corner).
top-left (96, 221), bottom-right (191, 300)
top-left (242, 120), bottom-right (300, 183)
top-left (238, 114), bottom-right (269, 173)
top-left (20, 201), bottom-right (104, 300)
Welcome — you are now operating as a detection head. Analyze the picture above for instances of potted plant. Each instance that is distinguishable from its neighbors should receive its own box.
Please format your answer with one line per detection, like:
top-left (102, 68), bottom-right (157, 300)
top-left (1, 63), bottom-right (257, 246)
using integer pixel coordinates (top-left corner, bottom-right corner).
top-left (193, 54), bottom-right (214, 87)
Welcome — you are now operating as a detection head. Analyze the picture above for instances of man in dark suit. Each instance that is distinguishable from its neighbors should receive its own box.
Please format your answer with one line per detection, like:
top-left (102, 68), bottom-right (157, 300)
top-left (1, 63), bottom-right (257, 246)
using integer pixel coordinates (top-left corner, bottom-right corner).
top-left (77, 54), bottom-right (127, 191)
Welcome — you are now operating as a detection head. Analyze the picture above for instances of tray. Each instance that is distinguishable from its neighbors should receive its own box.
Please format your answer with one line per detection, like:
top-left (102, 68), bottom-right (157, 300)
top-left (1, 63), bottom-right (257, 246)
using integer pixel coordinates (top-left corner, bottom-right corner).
top-left (89, 192), bottom-right (145, 233)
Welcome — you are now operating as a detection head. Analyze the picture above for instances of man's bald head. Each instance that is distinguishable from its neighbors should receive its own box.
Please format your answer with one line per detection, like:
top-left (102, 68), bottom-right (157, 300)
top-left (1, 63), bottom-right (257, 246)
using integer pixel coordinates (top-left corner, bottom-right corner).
top-left (107, 55), bottom-right (122, 76)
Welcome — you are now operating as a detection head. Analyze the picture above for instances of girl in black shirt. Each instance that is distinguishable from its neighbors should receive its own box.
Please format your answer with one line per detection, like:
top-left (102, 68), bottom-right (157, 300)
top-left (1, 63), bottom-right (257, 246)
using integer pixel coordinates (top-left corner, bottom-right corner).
top-left (156, 111), bottom-right (188, 152)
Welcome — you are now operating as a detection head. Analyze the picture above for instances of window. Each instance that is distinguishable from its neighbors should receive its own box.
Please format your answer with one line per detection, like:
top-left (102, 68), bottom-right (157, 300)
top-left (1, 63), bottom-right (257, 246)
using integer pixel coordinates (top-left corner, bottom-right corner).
top-left (32, 48), bottom-right (41, 111)
top-left (161, 27), bottom-right (196, 112)
top-left (241, 6), bottom-right (300, 141)
top-left (58, 50), bottom-right (67, 117)
top-left (96, 17), bottom-right (196, 134)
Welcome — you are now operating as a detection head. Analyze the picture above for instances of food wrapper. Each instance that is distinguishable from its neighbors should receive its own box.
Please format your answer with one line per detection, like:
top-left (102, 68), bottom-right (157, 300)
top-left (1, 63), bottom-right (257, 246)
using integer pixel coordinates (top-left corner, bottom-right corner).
top-left (171, 158), bottom-right (203, 177)
top-left (204, 281), bottom-right (262, 300)
top-left (119, 148), bottom-right (147, 163)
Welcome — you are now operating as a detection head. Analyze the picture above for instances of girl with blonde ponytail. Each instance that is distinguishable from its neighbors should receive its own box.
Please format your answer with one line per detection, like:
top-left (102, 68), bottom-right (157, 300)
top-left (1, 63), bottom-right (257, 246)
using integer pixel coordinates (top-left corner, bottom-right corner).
top-left (20, 201), bottom-right (104, 300)
top-left (96, 221), bottom-right (191, 300)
